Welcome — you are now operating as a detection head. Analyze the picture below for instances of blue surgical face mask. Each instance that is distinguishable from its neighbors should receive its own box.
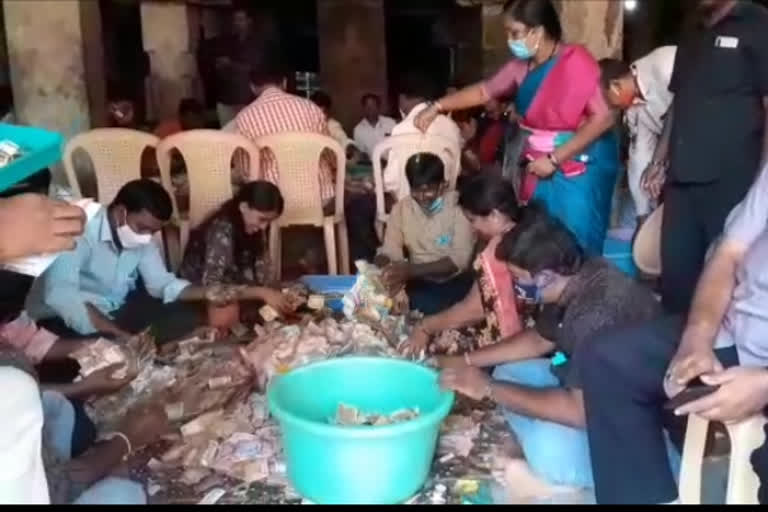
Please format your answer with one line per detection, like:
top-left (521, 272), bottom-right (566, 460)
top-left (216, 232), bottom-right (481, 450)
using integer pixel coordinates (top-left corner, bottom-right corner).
top-left (507, 29), bottom-right (540, 60)
top-left (515, 270), bottom-right (558, 304)
top-left (426, 196), bottom-right (445, 215)
top-left (515, 281), bottom-right (540, 303)
top-left (508, 39), bottom-right (534, 60)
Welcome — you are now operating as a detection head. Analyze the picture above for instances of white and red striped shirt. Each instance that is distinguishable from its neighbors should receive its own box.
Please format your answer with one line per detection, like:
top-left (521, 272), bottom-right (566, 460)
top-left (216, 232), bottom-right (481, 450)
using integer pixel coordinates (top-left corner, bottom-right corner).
top-left (235, 87), bottom-right (335, 202)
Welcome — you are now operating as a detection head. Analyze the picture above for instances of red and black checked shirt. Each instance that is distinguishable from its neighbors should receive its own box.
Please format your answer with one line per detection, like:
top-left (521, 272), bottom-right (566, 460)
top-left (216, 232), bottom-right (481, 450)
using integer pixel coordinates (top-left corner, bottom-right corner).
top-left (235, 87), bottom-right (335, 203)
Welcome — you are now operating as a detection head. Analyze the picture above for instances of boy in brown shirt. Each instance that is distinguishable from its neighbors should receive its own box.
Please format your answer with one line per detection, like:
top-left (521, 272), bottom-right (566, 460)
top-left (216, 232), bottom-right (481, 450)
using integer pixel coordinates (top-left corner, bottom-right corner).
top-left (375, 153), bottom-right (476, 315)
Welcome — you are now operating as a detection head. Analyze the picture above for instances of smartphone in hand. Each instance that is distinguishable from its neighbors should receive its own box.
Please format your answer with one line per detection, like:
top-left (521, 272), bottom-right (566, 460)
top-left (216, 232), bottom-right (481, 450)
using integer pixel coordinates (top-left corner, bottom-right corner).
top-left (663, 377), bottom-right (720, 411)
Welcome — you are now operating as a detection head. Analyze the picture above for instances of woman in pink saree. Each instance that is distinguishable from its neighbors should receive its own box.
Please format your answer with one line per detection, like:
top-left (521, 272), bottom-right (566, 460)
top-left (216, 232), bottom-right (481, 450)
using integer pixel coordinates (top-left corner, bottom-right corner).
top-left (403, 175), bottom-right (523, 356)
top-left (416, 0), bottom-right (619, 255)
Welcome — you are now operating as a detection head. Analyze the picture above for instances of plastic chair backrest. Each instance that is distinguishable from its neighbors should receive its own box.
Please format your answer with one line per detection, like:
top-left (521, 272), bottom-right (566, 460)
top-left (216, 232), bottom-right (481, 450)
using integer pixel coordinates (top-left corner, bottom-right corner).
top-left (371, 133), bottom-right (460, 226)
top-left (255, 132), bottom-right (346, 227)
top-left (63, 128), bottom-right (160, 203)
top-left (156, 129), bottom-right (260, 231)
top-left (679, 413), bottom-right (767, 504)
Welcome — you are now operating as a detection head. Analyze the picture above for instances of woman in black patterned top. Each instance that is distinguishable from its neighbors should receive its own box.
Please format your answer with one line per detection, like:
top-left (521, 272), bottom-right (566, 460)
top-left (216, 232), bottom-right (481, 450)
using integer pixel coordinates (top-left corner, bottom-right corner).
top-left (180, 181), bottom-right (290, 312)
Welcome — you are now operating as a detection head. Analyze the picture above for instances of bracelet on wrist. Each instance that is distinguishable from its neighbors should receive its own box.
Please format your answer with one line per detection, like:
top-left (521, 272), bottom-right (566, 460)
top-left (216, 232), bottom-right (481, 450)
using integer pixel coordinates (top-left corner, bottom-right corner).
top-left (100, 431), bottom-right (132, 461)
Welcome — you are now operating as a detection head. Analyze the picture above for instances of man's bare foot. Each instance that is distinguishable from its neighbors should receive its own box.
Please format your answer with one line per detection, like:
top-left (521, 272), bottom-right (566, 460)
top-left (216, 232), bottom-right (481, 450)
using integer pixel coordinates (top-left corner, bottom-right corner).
top-left (501, 458), bottom-right (579, 503)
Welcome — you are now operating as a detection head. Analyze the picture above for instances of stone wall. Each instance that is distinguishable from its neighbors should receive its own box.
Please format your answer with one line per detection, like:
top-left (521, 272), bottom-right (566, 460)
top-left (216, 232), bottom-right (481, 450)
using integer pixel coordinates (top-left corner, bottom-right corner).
top-left (141, 1), bottom-right (199, 121)
top-left (4, 0), bottom-right (92, 185)
top-left (556, 0), bottom-right (623, 59)
top-left (317, 0), bottom-right (388, 132)
top-left (482, 4), bottom-right (508, 78)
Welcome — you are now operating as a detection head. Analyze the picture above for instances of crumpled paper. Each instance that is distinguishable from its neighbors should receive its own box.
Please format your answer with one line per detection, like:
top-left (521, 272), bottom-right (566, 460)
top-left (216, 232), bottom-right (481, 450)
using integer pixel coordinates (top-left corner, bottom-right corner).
top-left (239, 315), bottom-right (428, 387)
top-left (128, 329), bottom-right (157, 370)
top-left (332, 403), bottom-right (420, 426)
top-left (342, 261), bottom-right (408, 323)
top-left (156, 391), bottom-right (280, 485)
top-left (281, 283), bottom-right (309, 313)
top-left (70, 338), bottom-right (132, 380)
top-left (438, 414), bottom-right (482, 458)
top-left (72, 330), bottom-right (156, 385)
top-left (88, 364), bottom-right (177, 431)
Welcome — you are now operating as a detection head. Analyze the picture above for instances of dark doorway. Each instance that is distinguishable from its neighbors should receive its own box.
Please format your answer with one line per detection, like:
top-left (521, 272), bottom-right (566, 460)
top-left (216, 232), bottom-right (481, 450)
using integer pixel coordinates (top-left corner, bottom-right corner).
top-left (100, 0), bottom-right (149, 124)
top-left (385, 0), bottom-right (453, 115)
top-left (384, 1), bottom-right (482, 115)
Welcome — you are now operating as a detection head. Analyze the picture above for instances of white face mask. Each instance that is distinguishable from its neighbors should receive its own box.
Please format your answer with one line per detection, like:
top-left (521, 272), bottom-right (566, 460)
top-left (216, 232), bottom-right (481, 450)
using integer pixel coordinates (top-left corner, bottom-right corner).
top-left (117, 211), bottom-right (152, 249)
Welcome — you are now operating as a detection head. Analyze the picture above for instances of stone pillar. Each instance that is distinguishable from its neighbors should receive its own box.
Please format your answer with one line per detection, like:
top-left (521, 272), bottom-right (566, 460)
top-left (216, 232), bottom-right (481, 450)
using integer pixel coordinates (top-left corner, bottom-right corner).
top-left (80, 0), bottom-right (108, 128)
top-left (317, 0), bottom-right (388, 132)
top-left (141, 1), bottom-right (199, 121)
top-left (0, 9), bottom-right (11, 98)
top-left (554, 0), bottom-right (623, 60)
top-left (3, 0), bottom-right (93, 185)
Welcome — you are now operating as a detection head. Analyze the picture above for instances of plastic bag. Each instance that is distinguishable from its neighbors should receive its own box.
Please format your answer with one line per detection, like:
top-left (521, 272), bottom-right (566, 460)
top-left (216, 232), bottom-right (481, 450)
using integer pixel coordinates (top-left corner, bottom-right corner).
top-left (342, 260), bottom-right (395, 322)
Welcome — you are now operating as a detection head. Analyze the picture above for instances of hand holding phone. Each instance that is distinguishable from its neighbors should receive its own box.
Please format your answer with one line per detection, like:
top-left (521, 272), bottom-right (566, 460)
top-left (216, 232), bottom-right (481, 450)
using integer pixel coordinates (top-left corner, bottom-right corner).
top-left (663, 377), bottom-right (720, 411)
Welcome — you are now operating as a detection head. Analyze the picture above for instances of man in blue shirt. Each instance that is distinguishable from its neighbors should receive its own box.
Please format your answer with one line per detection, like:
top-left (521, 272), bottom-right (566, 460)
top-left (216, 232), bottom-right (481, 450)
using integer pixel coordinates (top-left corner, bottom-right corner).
top-left (26, 180), bottom-right (216, 342)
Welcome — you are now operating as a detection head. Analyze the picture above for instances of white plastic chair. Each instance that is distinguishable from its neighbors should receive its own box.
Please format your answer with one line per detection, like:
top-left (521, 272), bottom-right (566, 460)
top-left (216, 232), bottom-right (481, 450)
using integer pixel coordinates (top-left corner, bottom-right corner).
top-left (63, 128), bottom-right (160, 204)
top-left (633, 204), bottom-right (663, 277)
top-left (371, 133), bottom-right (461, 240)
top-left (156, 129), bottom-right (261, 270)
top-left (63, 128), bottom-right (170, 264)
top-left (679, 413), bottom-right (767, 504)
top-left (255, 132), bottom-right (348, 278)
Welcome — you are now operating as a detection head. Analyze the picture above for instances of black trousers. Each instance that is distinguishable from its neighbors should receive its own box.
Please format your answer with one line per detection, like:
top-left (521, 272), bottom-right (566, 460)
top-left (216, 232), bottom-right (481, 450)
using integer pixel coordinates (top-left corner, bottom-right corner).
top-left (579, 315), bottom-right (740, 504)
top-left (661, 179), bottom-right (752, 315)
top-left (754, 425), bottom-right (768, 504)
top-left (0, 270), bottom-right (34, 322)
top-left (406, 272), bottom-right (475, 316)
top-left (344, 193), bottom-right (380, 264)
top-left (39, 288), bottom-right (202, 345)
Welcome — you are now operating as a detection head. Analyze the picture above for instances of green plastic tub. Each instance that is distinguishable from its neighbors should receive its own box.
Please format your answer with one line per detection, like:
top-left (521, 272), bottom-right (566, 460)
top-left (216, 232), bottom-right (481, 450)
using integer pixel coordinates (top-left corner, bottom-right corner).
top-left (267, 357), bottom-right (454, 504)
top-left (0, 123), bottom-right (63, 193)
